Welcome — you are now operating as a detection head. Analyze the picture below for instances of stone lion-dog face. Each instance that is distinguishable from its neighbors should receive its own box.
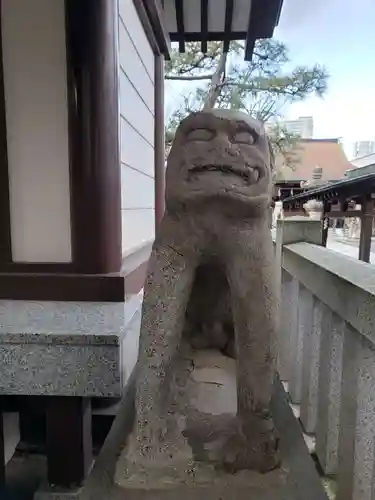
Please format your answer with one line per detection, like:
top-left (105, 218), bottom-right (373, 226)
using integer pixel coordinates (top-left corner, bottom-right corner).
top-left (166, 109), bottom-right (274, 211)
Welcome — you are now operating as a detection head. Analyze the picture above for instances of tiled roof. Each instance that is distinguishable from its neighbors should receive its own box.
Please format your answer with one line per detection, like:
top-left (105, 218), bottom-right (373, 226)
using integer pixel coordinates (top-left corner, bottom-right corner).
top-left (275, 138), bottom-right (353, 182)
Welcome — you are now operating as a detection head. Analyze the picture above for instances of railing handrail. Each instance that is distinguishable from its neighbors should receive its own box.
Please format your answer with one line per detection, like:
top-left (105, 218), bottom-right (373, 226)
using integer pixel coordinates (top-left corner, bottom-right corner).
top-left (284, 241), bottom-right (375, 296)
top-left (275, 219), bottom-right (375, 499)
top-left (282, 240), bottom-right (375, 347)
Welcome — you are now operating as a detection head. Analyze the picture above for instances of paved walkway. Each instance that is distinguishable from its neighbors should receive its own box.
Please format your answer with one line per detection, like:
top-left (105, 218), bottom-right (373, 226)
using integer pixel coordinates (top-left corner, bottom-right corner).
top-left (327, 235), bottom-right (375, 264)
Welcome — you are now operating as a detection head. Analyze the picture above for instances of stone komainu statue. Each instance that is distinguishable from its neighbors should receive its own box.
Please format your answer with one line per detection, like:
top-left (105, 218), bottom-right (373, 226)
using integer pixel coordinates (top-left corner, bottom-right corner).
top-left (124, 109), bottom-right (279, 480)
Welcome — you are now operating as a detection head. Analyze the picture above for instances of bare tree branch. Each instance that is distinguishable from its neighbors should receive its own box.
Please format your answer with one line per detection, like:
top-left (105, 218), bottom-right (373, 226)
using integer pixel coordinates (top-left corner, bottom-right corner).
top-left (165, 74), bottom-right (215, 81)
top-left (165, 40), bottom-right (329, 172)
top-left (203, 50), bottom-right (228, 111)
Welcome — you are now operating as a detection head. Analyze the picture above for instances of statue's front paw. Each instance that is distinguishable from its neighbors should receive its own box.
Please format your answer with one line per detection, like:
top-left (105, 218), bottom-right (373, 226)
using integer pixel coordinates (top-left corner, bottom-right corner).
top-left (218, 416), bottom-right (281, 473)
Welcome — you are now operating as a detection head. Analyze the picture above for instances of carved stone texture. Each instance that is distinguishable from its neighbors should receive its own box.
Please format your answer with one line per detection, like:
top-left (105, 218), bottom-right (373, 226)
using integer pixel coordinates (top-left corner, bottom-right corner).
top-left (272, 200), bottom-right (284, 227)
top-left (116, 109), bottom-right (280, 489)
top-left (303, 199), bottom-right (323, 221)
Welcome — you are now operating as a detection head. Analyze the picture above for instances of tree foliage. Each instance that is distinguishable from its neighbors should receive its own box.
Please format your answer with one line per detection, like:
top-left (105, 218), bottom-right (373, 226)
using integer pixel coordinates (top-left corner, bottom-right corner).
top-left (165, 40), bottom-right (329, 176)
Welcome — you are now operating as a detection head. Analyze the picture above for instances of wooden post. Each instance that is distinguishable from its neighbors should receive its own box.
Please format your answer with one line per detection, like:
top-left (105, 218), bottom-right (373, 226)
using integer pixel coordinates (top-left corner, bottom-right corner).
top-left (0, 399), bottom-right (5, 485)
top-left (322, 202), bottom-right (330, 247)
top-left (66, 0), bottom-right (122, 274)
top-left (46, 397), bottom-right (92, 488)
top-left (154, 54), bottom-right (166, 232)
top-left (358, 196), bottom-right (373, 263)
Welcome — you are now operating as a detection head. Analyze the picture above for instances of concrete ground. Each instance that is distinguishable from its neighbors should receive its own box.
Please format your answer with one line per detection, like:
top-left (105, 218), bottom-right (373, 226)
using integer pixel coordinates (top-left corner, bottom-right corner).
top-left (77, 373), bottom-right (328, 500)
top-left (327, 230), bottom-right (375, 263)
top-left (2, 378), bottom-right (330, 500)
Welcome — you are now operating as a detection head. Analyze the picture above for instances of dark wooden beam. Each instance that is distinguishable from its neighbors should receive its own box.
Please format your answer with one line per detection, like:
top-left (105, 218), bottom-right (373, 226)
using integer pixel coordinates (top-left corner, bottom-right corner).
top-left (0, 273), bottom-right (124, 301)
top-left (0, 8), bottom-right (11, 268)
top-left (141, 0), bottom-right (171, 58)
top-left (245, 37), bottom-right (256, 61)
top-left (0, 242), bottom-right (154, 300)
top-left (122, 241), bottom-right (151, 296)
top-left (0, 400), bottom-right (5, 486)
top-left (322, 202), bottom-right (331, 247)
top-left (132, 0), bottom-right (160, 55)
top-left (175, 0), bottom-right (185, 53)
top-left (200, 0), bottom-right (208, 53)
top-left (169, 30), bottom-right (248, 42)
top-left (154, 55), bottom-right (166, 231)
top-left (223, 0), bottom-right (234, 53)
top-left (359, 197), bottom-right (373, 263)
top-left (66, 0), bottom-right (122, 274)
top-left (124, 260), bottom-right (149, 296)
top-left (88, 0), bottom-right (122, 273)
top-left (0, 262), bottom-right (75, 273)
top-left (247, 0), bottom-right (282, 40)
top-left (326, 210), bottom-right (363, 219)
top-left (245, 0), bottom-right (261, 61)
top-left (340, 200), bottom-right (349, 212)
top-left (46, 397), bottom-right (92, 488)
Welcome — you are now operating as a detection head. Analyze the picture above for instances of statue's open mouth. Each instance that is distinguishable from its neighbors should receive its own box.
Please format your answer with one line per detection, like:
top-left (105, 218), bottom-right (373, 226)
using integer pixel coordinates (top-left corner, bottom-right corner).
top-left (188, 164), bottom-right (262, 184)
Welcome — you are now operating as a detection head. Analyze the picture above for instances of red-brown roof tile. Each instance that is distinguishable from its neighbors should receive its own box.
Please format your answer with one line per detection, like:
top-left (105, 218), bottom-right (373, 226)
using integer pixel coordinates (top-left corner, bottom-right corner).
top-left (276, 138), bottom-right (352, 182)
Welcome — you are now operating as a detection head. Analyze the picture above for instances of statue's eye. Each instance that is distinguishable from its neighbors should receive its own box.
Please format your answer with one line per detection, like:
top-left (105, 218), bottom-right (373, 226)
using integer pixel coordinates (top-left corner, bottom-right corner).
top-left (233, 131), bottom-right (255, 145)
top-left (186, 128), bottom-right (214, 142)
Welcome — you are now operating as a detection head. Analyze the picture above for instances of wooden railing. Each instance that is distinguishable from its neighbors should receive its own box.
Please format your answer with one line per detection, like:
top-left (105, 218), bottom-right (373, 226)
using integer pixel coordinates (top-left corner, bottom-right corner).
top-left (274, 218), bottom-right (375, 500)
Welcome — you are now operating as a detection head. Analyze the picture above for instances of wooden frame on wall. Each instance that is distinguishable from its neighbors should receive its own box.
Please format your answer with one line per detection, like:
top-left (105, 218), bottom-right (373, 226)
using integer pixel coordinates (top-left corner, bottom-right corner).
top-left (0, 0), bottom-right (169, 300)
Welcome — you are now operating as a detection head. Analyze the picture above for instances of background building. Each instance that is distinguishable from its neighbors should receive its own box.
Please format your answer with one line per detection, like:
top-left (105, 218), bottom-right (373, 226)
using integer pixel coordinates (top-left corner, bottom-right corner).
top-left (352, 140), bottom-right (375, 159)
top-left (266, 116), bottom-right (314, 138)
top-left (273, 138), bottom-right (352, 204)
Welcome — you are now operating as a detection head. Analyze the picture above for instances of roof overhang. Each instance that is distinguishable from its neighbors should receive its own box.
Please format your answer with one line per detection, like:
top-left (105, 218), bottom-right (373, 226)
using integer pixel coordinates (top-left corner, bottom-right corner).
top-left (138, 0), bottom-right (284, 60)
top-left (282, 173), bottom-right (375, 207)
top-left (164, 0), bottom-right (283, 60)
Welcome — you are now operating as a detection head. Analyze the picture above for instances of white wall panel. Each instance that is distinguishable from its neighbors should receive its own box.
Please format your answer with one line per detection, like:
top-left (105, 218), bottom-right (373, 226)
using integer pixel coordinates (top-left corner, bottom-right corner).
top-left (120, 117), bottom-right (154, 178)
top-left (121, 209), bottom-right (155, 253)
top-left (119, 70), bottom-right (154, 146)
top-left (118, 0), bottom-right (155, 81)
top-left (121, 166), bottom-right (155, 210)
top-left (118, 0), bottom-right (156, 256)
top-left (118, 22), bottom-right (154, 113)
top-left (2, 0), bottom-right (72, 262)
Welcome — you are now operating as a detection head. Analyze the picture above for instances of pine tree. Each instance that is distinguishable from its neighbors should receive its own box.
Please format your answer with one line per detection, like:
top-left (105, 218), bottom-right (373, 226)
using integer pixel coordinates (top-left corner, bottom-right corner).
top-left (165, 40), bottom-right (329, 178)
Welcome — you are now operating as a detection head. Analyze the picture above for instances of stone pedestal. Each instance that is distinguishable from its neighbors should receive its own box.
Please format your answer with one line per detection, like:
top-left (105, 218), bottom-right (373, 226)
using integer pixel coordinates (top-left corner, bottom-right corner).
top-left (112, 364), bottom-right (326, 500)
top-left (115, 350), bottom-right (286, 499)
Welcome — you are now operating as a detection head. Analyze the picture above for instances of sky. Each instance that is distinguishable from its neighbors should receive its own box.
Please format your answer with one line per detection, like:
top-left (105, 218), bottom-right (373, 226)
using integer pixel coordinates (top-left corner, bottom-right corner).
top-left (274, 0), bottom-right (375, 158)
top-left (165, 0), bottom-right (375, 160)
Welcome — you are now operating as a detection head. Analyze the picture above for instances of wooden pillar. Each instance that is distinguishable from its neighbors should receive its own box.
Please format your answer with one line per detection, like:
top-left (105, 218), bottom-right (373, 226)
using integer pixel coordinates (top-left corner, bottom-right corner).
top-left (0, 400), bottom-right (5, 485)
top-left (0, 11), bottom-right (11, 268)
top-left (46, 397), bottom-right (92, 488)
top-left (66, 0), bottom-right (121, 274)
top-left (154, 54), bottom-right (165, 232)
top-left (358, 196), bottom-right (373, 263)
top-left (322, 202), bottom-right (330, 247)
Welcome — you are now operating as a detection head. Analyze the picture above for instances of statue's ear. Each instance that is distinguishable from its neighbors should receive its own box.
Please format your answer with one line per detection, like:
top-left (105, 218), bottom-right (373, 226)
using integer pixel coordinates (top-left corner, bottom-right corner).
top-left (267, 137), bottom-right (275, 171)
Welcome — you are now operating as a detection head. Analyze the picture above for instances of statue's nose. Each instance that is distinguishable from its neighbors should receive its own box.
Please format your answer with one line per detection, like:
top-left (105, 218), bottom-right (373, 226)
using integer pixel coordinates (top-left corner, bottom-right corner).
top-left (215, 133), bottom-right (240, 158)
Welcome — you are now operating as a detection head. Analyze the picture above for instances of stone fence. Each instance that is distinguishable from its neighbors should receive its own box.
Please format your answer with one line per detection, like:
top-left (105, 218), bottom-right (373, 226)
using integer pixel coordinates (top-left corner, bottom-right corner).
top-left (274, 218), bottom-right (375, 500)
